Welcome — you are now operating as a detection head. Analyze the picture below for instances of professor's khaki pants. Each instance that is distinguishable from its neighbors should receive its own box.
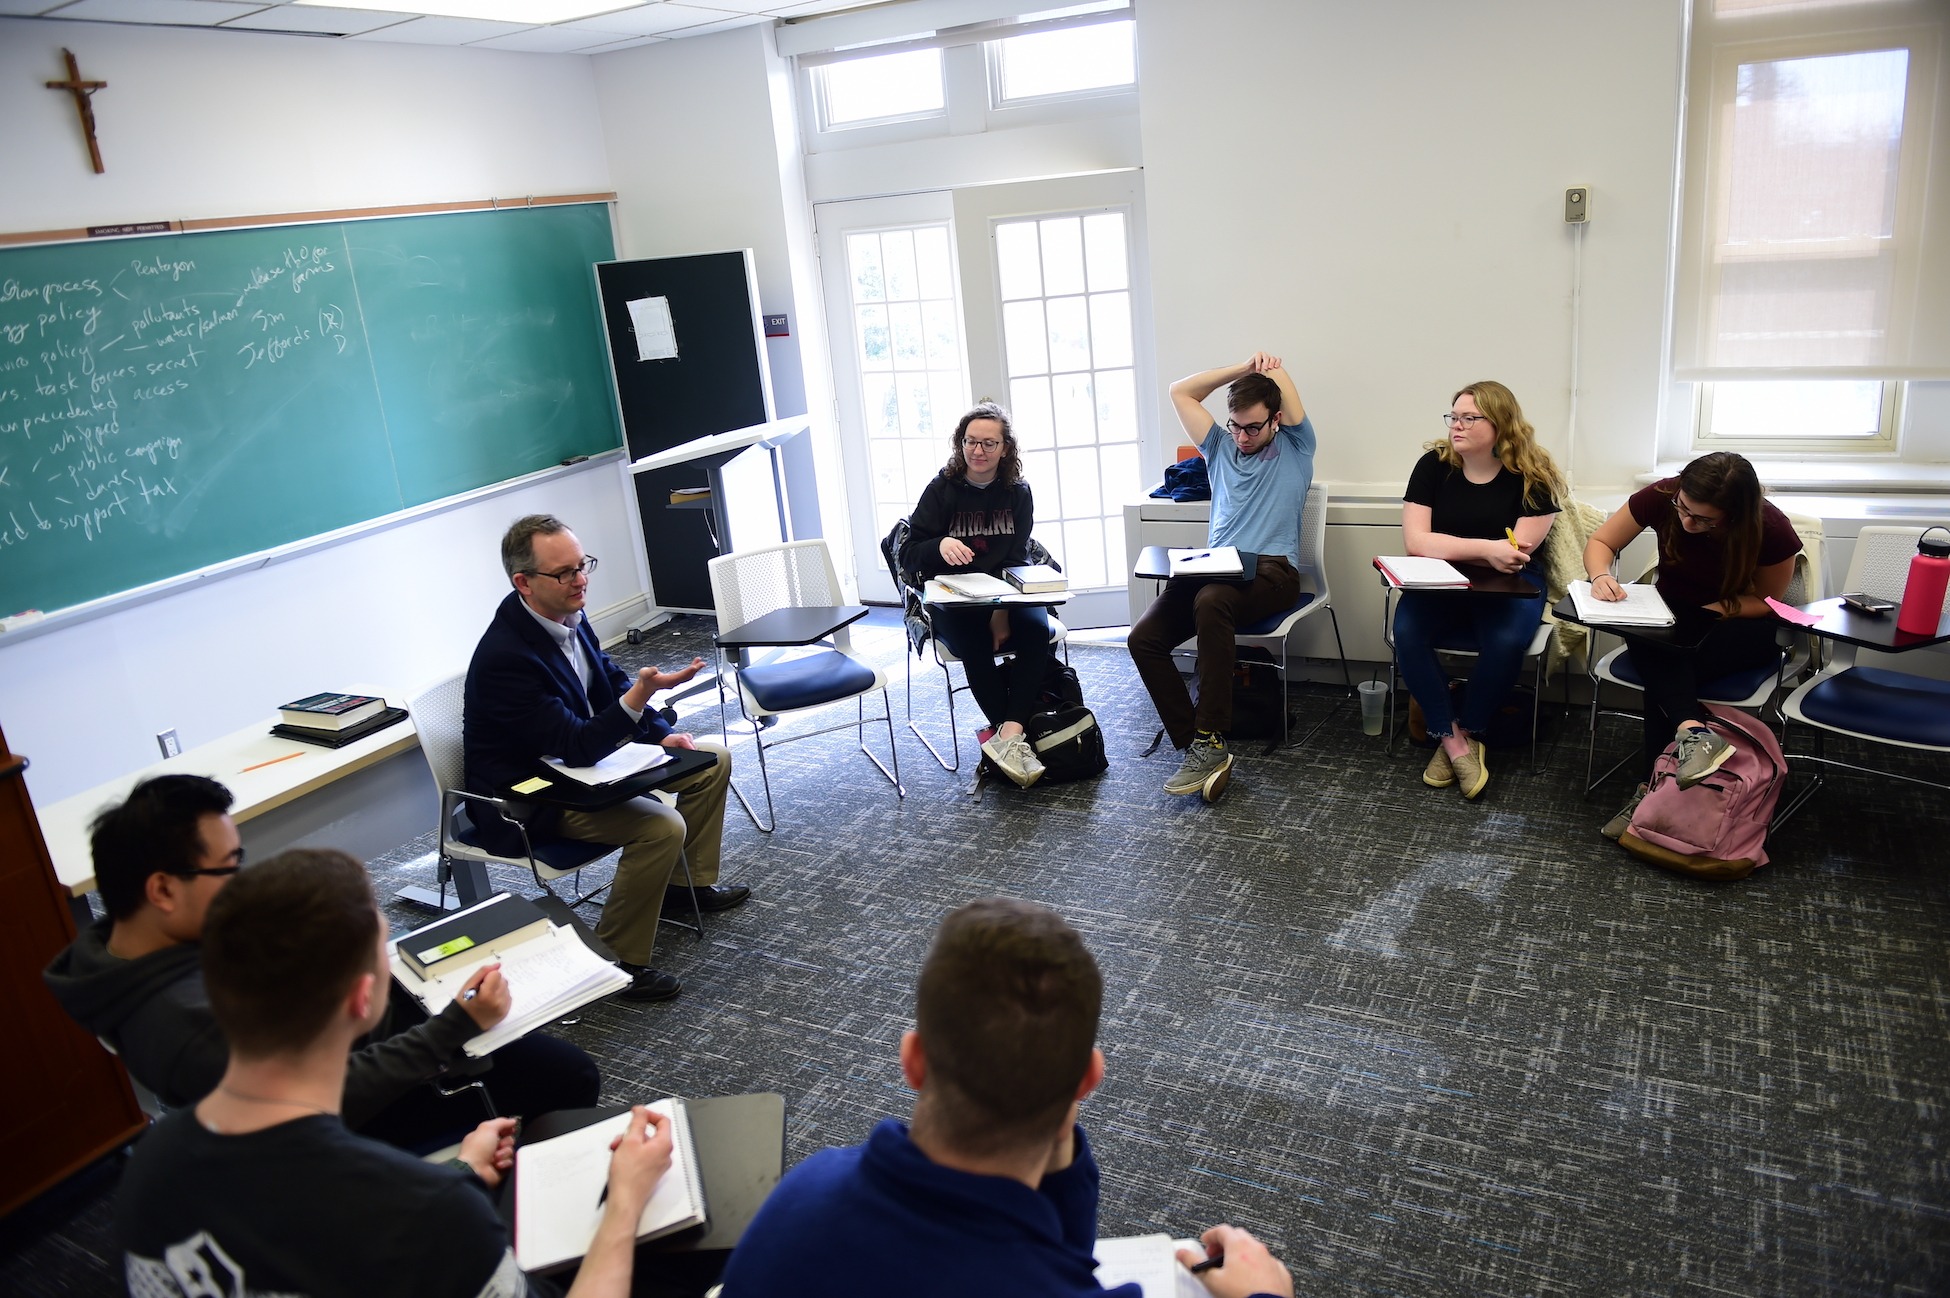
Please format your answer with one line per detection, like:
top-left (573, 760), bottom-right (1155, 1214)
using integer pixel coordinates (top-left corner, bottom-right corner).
top-left (555, 739), bottom-right (731, 967)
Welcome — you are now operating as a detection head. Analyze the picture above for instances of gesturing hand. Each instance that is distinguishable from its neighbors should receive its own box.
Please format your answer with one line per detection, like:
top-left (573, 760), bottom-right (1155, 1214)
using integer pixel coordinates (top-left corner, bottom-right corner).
top-left (640, 657), bottom-right (705, 691)
top-left (940, 537), bottom-right (975, 566)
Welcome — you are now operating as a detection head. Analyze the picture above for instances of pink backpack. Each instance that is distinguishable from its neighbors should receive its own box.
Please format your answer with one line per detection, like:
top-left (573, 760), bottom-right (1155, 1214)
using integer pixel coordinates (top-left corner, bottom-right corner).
top-left (1620, 704), bottom-right (1787, 880)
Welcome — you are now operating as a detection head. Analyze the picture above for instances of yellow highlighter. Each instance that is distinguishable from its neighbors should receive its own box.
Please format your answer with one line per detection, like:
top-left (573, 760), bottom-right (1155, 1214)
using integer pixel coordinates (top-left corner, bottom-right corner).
top-left (1504, 527), bottom-right (1521, 551)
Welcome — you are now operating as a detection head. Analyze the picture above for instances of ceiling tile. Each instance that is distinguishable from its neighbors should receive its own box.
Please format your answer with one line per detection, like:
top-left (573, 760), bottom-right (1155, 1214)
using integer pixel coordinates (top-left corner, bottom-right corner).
top-left (563, 30), bottom-right (665, 51)
top-left (45, 0), bottom-right (262, 22)
top-left (0, 0), bottom-right (70, 14)
top-left (766, 0), bottom-right (858, 14)
top-left (558, 1), bottom-right (734, 35)
top-left (657, 12), bottom-right (761, 34)
top-left (222, 3), bottom-right (411, 32)
top-left (344, 12), bottom-right (523, 39)
top-left (467, 22), bottom-right (599, 49)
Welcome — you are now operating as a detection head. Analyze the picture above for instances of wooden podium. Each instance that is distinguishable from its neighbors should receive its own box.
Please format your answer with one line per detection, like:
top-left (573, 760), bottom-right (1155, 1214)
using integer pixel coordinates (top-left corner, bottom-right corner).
top-left (0, 724), bottom-right (147, 1216)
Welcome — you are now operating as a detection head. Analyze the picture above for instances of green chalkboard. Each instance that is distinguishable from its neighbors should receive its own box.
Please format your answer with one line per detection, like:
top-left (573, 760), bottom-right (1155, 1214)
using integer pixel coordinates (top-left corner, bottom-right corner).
top-left (0, 203), bottom-right (620, 617)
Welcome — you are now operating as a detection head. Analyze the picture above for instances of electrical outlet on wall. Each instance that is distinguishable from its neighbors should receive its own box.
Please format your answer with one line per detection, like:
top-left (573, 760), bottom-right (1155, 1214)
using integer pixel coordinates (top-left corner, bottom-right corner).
top-left (1565, 187), bottom-right (1590, 224)
top-left (157, 729), bottom-right (181, 759)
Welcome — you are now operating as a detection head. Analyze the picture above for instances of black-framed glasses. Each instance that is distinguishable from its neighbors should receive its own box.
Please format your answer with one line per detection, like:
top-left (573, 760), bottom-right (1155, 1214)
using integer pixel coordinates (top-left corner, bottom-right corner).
top-left (527, 556), bottom-right (598, 585)
top-left (1673, 497), bottom-right (1722, 531)
top-left (961, 437), bottom-right (1004, 452)
top-left (1225, 418), bottom-right (1274, 437)
top-left (181, 846), bottom-right (245, 878)
top-left (1443, 412), bottom-right (1491, 428)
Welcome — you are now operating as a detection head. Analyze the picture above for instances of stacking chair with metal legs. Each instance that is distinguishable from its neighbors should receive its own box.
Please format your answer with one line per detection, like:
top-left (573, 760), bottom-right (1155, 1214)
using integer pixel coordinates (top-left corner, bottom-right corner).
top-left (400, 672), bottom-right (703, 938)
top-left (707, 539), bottom-right (902, 832)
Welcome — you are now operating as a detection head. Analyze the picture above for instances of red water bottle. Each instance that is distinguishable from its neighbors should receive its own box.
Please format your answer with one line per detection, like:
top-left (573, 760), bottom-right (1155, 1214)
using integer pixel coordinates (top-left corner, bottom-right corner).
top-left (1896, 525), bottom-right (1950, 635)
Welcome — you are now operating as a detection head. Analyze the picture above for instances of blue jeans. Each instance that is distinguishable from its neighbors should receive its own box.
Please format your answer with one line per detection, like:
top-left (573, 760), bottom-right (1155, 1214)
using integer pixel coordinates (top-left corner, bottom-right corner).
top-left (932, 603), bottom-right (1052, 728)
top-left (1392, 581), bottom-right (1544, 738)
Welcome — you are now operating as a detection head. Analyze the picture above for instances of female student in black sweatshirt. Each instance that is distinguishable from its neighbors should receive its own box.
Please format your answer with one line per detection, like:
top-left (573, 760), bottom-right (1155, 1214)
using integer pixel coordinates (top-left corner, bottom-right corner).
top-left (898, 402), bottom-right (1051, 788)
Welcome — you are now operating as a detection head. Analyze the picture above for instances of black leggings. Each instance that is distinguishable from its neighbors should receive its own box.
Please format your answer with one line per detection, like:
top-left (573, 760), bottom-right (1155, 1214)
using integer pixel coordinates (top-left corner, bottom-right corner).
top-left (1622, 617), bottom-right (1780, 778)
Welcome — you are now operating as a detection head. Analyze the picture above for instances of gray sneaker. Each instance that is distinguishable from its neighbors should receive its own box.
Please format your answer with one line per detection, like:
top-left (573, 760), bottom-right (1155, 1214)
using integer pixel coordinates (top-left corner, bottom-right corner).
top-left (1672, 726), bottom-right (1733, 788)
top-left (1602, 782), bottom-right (1649, 840)
top-left (982, 733), bottom-right (1045, 789)
top-left (1163, 735), bottom-right (1233, 797)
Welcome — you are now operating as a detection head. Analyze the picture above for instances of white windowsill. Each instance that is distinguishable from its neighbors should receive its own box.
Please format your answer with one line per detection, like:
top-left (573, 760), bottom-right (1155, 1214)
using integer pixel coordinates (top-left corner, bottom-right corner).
top-left (1644, 460), bottom-right (1950, 493)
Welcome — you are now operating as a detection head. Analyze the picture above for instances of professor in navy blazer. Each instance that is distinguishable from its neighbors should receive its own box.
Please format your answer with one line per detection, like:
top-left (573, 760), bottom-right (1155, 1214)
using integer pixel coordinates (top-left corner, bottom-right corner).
top-left (464, 513), bottom-right (746, 1003)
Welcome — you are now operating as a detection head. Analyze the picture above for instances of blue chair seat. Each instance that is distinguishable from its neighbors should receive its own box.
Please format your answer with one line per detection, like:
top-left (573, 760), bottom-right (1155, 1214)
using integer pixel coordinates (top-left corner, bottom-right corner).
top-left (742, 650), bottom-right (877, 713)
top-left (1608, 649), bottom-right (1783, 702)
top-left (1239, 591), bottom-right (1316, 637)
top-left (1798, 666), bottom-right (1950, 748)
top-left (453, 821), bottom-right (613, 872)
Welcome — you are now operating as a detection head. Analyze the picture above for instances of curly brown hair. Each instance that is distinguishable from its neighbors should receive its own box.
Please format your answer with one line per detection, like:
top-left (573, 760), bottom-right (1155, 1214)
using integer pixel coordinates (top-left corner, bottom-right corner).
top-left (943, 402), bottom-right (1022, 487)
top-left (1427, 380), bottom-right (1565, 510)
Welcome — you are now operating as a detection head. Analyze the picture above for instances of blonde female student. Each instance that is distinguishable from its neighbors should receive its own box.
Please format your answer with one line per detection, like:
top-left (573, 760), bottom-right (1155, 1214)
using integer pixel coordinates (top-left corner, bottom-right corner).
top-left (1583, 451), bottom-right (1801, 838)
top-left (1394, 381), bottom-right (1564, 800)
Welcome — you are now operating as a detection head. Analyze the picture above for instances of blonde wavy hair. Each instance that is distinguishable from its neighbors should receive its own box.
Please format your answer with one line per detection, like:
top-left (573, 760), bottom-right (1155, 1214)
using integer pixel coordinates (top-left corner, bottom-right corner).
top-left (1427, 380), bottom-right (1565, 510)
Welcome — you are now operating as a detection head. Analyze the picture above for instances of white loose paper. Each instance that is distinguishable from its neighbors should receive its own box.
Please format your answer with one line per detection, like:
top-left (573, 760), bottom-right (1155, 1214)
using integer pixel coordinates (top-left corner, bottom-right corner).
top-left (627, 295), bottom-right (678, 361)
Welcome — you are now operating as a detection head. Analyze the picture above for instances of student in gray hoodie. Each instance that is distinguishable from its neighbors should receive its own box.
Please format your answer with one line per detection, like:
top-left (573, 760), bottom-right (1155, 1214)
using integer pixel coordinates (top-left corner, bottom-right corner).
top-left (43, 774), bottom-right (597, 1145)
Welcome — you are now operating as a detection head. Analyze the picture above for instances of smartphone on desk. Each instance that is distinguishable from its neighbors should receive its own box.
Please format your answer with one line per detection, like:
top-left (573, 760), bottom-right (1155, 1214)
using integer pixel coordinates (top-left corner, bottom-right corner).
top-left (1840, 592), bottom-right (1896, 615)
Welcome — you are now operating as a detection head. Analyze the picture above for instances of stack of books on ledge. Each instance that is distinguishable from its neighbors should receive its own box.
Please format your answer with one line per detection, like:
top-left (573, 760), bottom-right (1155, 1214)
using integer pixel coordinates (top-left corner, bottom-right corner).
top-left (271, 692), bottom-right (408, 748)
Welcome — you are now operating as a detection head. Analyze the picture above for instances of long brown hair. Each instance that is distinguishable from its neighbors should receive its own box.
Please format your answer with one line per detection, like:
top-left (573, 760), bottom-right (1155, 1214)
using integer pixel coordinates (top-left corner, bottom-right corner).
top-left (944, 402), bottom-right (1022, 487)
top-left (1428, 381), bottom-right (1565, 510)
top-left (1658, 452), bottom-right (1765, 606)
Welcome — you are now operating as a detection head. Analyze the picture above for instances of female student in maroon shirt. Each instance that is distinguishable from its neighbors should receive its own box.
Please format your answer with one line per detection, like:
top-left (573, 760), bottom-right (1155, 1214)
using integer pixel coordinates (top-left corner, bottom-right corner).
top-left (1582, 451), bottom-right (1801, 837)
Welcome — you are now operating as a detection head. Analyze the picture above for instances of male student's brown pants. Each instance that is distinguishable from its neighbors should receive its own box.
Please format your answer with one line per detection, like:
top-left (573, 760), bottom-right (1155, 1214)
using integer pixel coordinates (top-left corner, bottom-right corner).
top-left (555, 739), bottom-right (731, 968)
top-left (1127, 556), bottom-right (1300, 749)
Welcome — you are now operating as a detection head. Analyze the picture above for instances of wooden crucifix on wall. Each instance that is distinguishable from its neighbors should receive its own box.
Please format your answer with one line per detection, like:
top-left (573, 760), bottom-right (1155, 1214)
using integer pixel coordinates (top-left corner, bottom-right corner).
top-left (46, 48), bottom-right (108, 175)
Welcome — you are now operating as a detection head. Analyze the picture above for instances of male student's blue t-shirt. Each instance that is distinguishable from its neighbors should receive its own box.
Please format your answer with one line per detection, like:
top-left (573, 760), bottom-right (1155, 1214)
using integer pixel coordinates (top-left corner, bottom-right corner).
top-left (1200, 415), bottom-right (1317, 568)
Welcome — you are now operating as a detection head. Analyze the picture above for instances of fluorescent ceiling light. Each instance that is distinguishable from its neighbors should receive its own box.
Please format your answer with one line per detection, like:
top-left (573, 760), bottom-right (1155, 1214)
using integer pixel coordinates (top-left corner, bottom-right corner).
top-left (294, 0), bottom-right (642, 23)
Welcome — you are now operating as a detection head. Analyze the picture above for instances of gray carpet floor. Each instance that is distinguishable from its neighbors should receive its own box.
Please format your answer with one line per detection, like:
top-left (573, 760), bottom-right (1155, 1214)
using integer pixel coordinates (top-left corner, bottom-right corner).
top-left (5, 610), bottom-right (1947, 1297)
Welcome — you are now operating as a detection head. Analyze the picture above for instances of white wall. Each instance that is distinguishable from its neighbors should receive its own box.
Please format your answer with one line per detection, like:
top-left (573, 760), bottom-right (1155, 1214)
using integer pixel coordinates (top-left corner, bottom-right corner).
top-left (0, 20), bottom-right (633, 802)
top-left (591, 26), bottom-right (810, 421)
top-left (1134, 0), bottom-right (1686, 500)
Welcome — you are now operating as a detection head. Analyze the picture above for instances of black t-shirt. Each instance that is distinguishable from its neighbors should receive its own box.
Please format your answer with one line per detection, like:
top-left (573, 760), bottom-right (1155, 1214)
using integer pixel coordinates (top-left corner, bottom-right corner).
top-left (1403, 450), bottom-right (1558, 540)
top-left (119, 1111), bottom-right (552, 1298)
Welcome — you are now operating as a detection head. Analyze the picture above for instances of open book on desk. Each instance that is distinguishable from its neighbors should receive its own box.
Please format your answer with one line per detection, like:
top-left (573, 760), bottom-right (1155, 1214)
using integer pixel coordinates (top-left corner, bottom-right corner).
top-left (1168, 546), bottom-right (1244, 579)
top-left (514, 1098), bottom-right (707, 1272)
top-left (390, 909), bottom-right (628, 1057)
top-left (1568, 579), bottom-right (1676, 626)
top-left (1095, 1234), bottom-right (1213, 1298)
top-left (544, 741), bottom-right (673, 786)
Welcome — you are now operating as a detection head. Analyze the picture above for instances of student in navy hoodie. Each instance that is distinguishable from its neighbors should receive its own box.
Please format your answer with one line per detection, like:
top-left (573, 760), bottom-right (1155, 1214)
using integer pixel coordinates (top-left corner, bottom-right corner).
top-left (898, 403), bottom-right (1054, 789)
top-left (718, 898), bottom-right (1294, 1298)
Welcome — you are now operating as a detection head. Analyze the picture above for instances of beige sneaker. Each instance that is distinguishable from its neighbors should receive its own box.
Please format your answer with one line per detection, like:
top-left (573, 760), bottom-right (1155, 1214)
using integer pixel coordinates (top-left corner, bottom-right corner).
top-left (1422, 745), bottom-right (1455, 788)
top-left (1450, 738), bottom-right (1489, 800)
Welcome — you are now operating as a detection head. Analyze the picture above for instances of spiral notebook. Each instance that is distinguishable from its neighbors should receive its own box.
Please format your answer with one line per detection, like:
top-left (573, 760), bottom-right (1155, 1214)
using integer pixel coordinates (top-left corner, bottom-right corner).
top-left (513, 1098), bottom-right (707, 1272)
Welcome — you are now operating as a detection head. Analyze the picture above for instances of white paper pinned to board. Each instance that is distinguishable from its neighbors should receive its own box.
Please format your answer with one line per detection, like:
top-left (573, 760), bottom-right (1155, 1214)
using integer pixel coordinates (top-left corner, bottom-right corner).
top-left (627, 295), bottom-right (678, 361)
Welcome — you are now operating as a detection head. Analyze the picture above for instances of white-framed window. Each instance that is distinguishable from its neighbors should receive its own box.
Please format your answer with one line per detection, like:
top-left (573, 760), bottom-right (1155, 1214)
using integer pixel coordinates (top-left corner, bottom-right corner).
top-left (1695, 379), bottom-right (1903, 453)
top-left (845, 223), bottom-right (971, 543)
top-left (1673, 0), bottom-right (1948, 456)
top-left (789, 2), bottom-right (1135, 153)
top-left (993, 209), bottom-right (1139, 591)
top-left (989, 17), bottom-right (1135, 105)
top-left (814, 47), bottom-right (947, 130)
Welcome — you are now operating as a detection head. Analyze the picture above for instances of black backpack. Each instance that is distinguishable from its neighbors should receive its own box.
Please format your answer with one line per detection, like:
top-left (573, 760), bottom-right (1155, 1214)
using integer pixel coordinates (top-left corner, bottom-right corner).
top-left (980, 660), bottom-right (1107, 785)
top-left (1024, 702), bottom-right (1108, 783)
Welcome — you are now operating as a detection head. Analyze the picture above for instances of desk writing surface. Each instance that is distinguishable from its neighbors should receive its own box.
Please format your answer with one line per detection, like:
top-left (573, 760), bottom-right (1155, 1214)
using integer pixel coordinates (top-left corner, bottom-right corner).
top-left (1785, 597), bottom-right (1950, 651)
top-left (1133, 545), bottom-right (1257, 581)
top-left (522, 745), bottom-right (718, 813)
top-left (37, 700), bottom-right (415, 898)
top-left (1373, 557), bottom-right (1539, 597)
top-left (715, 605), bottom-right (867, 649)
top-left (627, 417), bottom-right (810, 476)
top-left (1550, 596), bottom-right (1719, 650)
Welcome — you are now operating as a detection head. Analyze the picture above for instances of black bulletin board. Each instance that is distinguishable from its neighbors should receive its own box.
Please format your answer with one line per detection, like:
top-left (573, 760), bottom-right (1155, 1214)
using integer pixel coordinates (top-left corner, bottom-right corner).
top-left (596, 251), bottom-right (775, 611)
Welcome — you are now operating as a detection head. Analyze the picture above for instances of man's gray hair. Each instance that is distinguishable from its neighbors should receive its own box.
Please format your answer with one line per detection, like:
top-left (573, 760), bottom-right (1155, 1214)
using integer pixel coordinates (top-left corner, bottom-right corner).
top-left (501, 514), bottom-right (570, 580)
